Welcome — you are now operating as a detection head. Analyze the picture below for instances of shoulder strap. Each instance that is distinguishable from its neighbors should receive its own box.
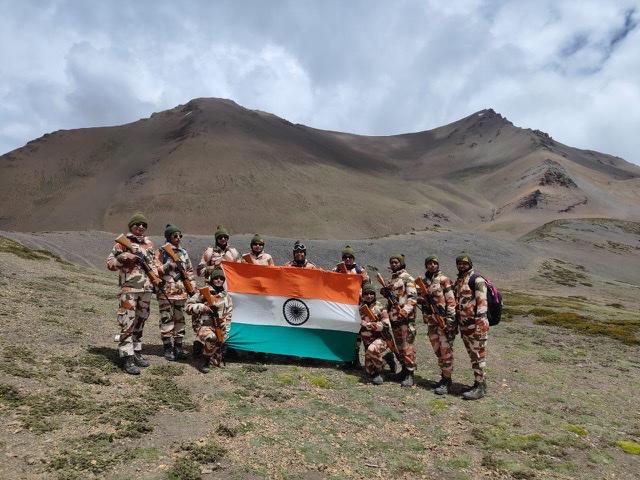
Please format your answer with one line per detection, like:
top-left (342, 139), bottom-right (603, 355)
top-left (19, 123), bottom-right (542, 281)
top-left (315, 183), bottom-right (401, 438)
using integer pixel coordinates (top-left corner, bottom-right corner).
top-left (468, 273), bottom-right (479, 291)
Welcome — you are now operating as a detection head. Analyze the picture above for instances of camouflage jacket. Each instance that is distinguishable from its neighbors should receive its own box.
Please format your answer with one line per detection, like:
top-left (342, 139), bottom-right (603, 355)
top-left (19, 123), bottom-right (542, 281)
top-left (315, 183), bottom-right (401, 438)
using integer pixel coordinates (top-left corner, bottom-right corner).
top-left (186, 288), bottom-right (233, 331)
top-left (197, 245), bottom-right (240, 277)
top-left (333, 263), bottom-right (369, 284)
top-left (359, 300), bottom-right (389, 342)
top-left (418, 271), bottom-right (456, 326)
top-left (386, 269), bottom-right (417, 321)
top-left (453, 270), bottom-right (488, 324)
top-left (106, 234), bottom-right (157, 293)
top-left (283, 260), bottom-right (319, 269)
top-left (154, 244), bottom-right (195, 300)
top-left (241, 252), bottom-right (275, 266)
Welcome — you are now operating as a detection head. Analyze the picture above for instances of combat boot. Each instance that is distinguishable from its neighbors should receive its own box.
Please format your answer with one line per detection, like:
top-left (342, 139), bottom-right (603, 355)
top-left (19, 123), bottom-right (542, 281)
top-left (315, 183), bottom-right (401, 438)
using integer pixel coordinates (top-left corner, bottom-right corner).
top-left (192, 341), bottom-right (203, 358)
top-left (383, 352), bottom-right (397, 373)
top-left (123, 355), bottom-right (140, 375)
top-left (199, 357), bottom-right (211, 373)
top-left (163, 342), bottom-right (176, 362)
top-left (133, 351), bottom-right (150, 367)
top-left (391, 366), bottom-right (409, 381)
top-left (400, 370), bottom-right (415, 388)
top-left (369, 373), bottom-right (384, 385)
top-left (462, 381), bottom-right (487, 400)
top-left (433, 376), bottom-right (452, 395)
top-left (173, 342), bottom-right (188, 361)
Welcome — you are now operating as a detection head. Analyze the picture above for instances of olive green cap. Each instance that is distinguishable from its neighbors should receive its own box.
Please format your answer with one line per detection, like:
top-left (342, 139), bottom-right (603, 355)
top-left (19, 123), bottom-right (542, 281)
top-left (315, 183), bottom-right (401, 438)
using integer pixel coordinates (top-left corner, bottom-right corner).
top-left (341, 245), bottom-right (355, 257)
top-left (128, 212), bottom-right (148, 229)
top-left (251, 234), bottom-right (264, 245)
top-left (164, 224), bottom-right (181, 239)
top-left (209, 267), bottom-right (225, 282)
top-left (456, 253), bottom-right (473, 266)
top-left (362, 282), bottom-right (376, 295)
top-left (215, 225), bottom-right (229, 239)
top-left (425, 255), bottom-right (439, 264)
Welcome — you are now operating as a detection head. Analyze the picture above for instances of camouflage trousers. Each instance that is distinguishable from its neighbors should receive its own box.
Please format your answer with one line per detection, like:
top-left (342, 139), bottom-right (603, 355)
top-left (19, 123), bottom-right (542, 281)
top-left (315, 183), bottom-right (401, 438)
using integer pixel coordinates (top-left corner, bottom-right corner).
top-left (364, 338), bottom-right (391, 375)
top-left (427, 324), bottom-right (454, 378)
top-left (158, 297), bottom-right (186, 345)
top-left (391, 321), bottom-right (417, 372)
top-left (116, 291), bottom-right (151, 357)
top-left (459, 316), bottom-right (489, 381)
top-left (194, 322), bottom-right (228, 367)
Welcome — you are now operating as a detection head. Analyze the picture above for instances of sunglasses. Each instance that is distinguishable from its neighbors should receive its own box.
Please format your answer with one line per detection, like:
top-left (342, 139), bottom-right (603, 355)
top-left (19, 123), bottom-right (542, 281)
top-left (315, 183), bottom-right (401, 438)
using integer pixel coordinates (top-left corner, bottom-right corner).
top-left (133, 223), bottom-right (147, 228)
top-left (172, 233), bottom-right (183, 239)
top-left (217, 235), bottom-right (229, 240)
top-left (252, 242), bottom-right (265, 247)
top-left (293, 244), bottom-right (306, 251)
top-left (211, 276), bottom-right (225, 281)
top-left (342, 255), bottom-right (354, 260)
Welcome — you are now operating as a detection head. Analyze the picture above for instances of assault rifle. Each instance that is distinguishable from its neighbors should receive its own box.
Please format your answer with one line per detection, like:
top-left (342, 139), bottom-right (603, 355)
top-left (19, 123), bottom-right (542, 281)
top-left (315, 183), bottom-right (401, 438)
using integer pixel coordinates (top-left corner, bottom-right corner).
top-left (359, 304), bottom-right (399, 354)
top-left (375, 273), bottom-right (402, 314)
top-left (115, 234), bottom-right (163, 290)
top-left (199, 287), bottom-right (226, 345)
top-left (162, 243), bottom-right (196, 296)
top-left (415, 276), bottom-right (446, 329)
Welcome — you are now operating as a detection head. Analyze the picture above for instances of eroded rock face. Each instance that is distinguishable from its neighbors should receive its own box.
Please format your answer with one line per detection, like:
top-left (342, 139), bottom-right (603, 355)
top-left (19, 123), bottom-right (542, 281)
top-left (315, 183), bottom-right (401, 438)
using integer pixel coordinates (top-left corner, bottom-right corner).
top-left (518, 189), bottom-right (545, 209)
top-left (539, 163), bottom-right (577, 188)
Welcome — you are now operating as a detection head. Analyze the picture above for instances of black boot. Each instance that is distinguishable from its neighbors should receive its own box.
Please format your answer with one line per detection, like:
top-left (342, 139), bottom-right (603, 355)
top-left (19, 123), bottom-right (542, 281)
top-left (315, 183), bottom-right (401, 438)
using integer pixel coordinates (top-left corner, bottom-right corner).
top-left (123, 355), bottom-right (140, 375)
top-left (391, 366), bottom-right (409, 381)
top-left (383, 352), bottom-right (397, 373)
top-left (163, 342), bottom-right (176, 362)
top-left (369, 373), bottom-right (384, 385)
top-left (192, 341), bottom-right (203, 358)
top-left (462, 381), bottom-right (487, 400)
top-left (400, 370), bottom-right (415, 388)
top-left (133, 351), bottom-right (150, 368)
top-left (199, 357), bottom-right (211, 373)
top-left (174, 342), bottom-right (188, 361)
top-left (433, 376), bottom-right (452, 395)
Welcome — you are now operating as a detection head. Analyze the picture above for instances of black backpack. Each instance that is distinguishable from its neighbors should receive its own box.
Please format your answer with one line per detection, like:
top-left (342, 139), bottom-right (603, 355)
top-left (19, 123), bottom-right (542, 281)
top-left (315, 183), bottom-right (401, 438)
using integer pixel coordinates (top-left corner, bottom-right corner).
top-left (469, 274), bottom-right (503, 326)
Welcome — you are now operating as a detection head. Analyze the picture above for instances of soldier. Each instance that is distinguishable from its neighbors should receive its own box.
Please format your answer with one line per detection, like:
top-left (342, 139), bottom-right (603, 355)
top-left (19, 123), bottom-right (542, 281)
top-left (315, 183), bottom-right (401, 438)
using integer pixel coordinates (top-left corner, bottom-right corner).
top-left (186, 268), bottom-right (234, 373)
top-left (283, 241), bottom-right (319, 269)
top-left (360, 283), bottom-right (394, 385)
top-left (105, 213), bottom-right (156, 375)
top-left (453, 254), bottom-right (489, 400)
top-left (333, 245), bottom-right (369, 283)
top-left (379, 254), bottom-right (418, 387)
top-left (154, 224), bottom-right (195, 362)
top-left (241, 234), bottom-right (275, 266)
top-left (417, 255), bottom-right (457, 395)
top-left (197, 225), bottom-right (240, 278)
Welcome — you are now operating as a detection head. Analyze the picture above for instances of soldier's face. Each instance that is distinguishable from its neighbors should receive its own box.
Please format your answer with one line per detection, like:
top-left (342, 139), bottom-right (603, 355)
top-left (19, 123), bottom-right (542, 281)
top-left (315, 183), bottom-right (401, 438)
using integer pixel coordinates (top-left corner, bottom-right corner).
top-left (342, 254), bottom-right (355, 267)
top-left (456, 261), bottom-right (471, 273)
top-left (389, 258), bottom-right (401, 271)
top-left (294, 250), bottom-right (306, 261)
top-left (170, 232), bottom-right (182, 247)
top-left (217, 235), bottom-right (229, 247)
top-left (363, 292), bottom-right (375, 303)
top-left (211, 277), bottom-right (225, 287)
top-left (130, 222), bottom-right (147, 237)
top-left (251, 242), bottom-right (264, 254)
top-left (426, 260), bottom-right (439, 273)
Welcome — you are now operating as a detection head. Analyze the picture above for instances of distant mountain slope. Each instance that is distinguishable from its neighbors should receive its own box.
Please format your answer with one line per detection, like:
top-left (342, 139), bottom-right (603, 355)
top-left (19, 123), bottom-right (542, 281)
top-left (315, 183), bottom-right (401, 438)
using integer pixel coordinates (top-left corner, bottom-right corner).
top-left (1, 98), bottom-right (638, 238)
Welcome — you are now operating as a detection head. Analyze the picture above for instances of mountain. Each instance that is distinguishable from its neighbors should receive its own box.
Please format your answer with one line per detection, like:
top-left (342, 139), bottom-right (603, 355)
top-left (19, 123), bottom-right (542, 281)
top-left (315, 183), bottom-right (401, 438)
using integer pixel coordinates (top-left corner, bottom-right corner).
top-left (1, 98), bottom-right (638, 238)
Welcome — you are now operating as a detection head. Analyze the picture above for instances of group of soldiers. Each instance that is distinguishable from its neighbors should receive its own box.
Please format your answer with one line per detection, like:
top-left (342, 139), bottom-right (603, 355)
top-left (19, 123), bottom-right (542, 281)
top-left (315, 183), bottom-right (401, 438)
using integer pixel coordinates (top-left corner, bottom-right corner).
top-left (106, 213), bottom-right (489, 400)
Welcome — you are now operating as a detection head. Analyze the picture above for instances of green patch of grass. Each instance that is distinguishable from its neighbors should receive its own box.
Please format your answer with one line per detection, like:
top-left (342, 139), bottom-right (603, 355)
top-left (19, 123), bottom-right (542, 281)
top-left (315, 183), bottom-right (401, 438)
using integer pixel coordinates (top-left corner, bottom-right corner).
top-left (148, 364), bottom-right (185, 377)
top-left (534, 312), bottom-right (639, 345)
top-left (474, 427), bottom-right (545, 452)
top-left (180, 438), bottom-right (226, 464)
top-left (102, 402), bottom-right (154, 438)
top-left (564, 424), bottom-right (588, 436)
top-left (3, 345), bottom-right (36, 364)
top-left (167, 457), bottom-right (201, 480)
top-left (129, 447), bottom-right (162, 461)
top-left (241, 364), bottom-right (268, 373)
top-left (0, 383), bottom-right (24, 407)
top-left (144, 377), bottom-right (197, 412)
top-left (538, 259), bottom-right (589, 287)
top-left (427, 398), bottom-right (450, 414)
top-left (306, 374), bottom-right (331, 389)
top-left (276, 372), bottom-right (297, 386)
top-left (443, 454), bottom-right (472, 469)
top-left (79, 368), bottom-right (111, 385)
top-left (617, 440), bottom-right (640, 455)
top-left (0, 236), bottom-right (69, 264)
top-left (389, 453), bottom-right (424, 475)
top-left (48, 433), bottom-right (120, 476)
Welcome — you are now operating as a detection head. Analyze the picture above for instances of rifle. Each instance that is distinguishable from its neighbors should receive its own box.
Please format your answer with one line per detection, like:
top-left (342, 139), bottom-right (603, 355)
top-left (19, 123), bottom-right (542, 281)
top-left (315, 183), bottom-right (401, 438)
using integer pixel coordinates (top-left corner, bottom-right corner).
top-left (242, 253), bottom-right (255, 264)
top-left (415, 276), bottom-right (446, 329)
top-left (336, 261), bottom-right (347, 273)
top-left (115, 234), bottom-right (163, 289)
top-left (199, 287), bottom-right (226, 345)
top-left (359, 304), bottom-right (399, 354)
top-left (162, 243), bottom-right (196, 296)
top-left (375, 273), bottom-right (401, 311)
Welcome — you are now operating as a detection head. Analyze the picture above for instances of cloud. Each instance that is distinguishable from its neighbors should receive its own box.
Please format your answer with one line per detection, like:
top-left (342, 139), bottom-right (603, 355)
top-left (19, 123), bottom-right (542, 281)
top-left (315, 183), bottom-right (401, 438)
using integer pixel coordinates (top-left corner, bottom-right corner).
top-left (0, 0), bottom-right (638, 165)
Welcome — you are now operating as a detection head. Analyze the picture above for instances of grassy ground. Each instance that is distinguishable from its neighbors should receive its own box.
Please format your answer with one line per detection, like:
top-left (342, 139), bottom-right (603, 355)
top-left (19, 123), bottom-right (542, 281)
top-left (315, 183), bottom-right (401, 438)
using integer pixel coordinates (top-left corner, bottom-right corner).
top-left (0, 237), bottom-right (639, 479)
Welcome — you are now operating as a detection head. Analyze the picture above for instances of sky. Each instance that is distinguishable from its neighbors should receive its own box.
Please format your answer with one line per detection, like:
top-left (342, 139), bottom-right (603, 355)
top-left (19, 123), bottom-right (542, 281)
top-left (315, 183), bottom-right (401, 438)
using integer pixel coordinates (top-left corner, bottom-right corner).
top-left (1, 0), bottom-right (639, 164)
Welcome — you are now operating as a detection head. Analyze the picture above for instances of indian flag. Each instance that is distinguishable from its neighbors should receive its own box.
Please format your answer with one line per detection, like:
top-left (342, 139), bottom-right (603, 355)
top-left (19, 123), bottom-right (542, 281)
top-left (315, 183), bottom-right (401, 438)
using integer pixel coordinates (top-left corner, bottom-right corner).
top-left (223, 261), bottom-right (361, 362)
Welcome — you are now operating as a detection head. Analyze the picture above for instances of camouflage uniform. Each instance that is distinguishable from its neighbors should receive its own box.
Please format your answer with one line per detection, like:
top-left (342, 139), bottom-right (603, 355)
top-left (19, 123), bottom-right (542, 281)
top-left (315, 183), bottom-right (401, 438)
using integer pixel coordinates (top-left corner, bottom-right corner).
top-left (154, 244), bottom-right (194, 348)
top-left (360, 300), bottom-right (391, 375)
top-left (197, 245), bottom-right (240, 277)
top-left (385, 268), bottom-right (418, 372)
top-left (419, 270), bottom-right (457, 378)
top-left (241, 252), bottom-right (275, 266)
top-left (454, 270), bottom-right (489, 382)
top-left (333, 263), bottom-right (369, 283)
top-left (186, 287), bottom-right (233, 367)
top-left (106, 233), bottom-right (156, 358)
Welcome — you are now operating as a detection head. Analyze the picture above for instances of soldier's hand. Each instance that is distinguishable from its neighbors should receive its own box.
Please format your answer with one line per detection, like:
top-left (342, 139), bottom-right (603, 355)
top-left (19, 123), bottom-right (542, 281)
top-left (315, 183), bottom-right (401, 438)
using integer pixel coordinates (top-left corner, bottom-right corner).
top-left (416, 295), bottom-right (426, 305)
top-left (163, 260), bottom-right (177, 271)
top-left (201, 305), bottom-right (212, 314)
top-left (129, 243), bottom-right (141, 253)
top-left (119, 252), bottom-right (138, 262)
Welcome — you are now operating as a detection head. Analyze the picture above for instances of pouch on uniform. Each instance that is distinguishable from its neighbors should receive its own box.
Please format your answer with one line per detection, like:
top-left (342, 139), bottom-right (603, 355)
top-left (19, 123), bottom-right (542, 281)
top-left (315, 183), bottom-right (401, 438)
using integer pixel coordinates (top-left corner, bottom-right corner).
top-left (469, 274), bottom-right (503, 326)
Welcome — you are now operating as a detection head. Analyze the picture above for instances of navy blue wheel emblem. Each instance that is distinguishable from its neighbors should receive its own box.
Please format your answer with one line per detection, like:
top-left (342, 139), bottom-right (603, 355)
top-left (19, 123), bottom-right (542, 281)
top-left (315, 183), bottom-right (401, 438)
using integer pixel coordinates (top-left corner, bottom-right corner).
top-left (283, 298), bottom-right (309, 326)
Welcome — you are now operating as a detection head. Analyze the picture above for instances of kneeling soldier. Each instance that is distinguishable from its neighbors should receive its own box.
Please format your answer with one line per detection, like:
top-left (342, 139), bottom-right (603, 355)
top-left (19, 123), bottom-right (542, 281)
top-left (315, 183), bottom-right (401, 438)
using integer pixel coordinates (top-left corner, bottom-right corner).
top-left (186, 268), bottom-right (234, 373)
top-left (417, 255), bottom-right (457, 395)
top-left (360, 283), bottom-right (394, 385)
top-left (155, 224), bottom-right (195, 361)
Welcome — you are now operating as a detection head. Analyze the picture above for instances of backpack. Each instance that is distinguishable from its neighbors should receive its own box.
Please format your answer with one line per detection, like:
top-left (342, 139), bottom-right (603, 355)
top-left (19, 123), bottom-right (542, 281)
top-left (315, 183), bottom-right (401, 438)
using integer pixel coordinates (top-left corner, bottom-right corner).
top-left (469, 274), bottom-right (503, 326)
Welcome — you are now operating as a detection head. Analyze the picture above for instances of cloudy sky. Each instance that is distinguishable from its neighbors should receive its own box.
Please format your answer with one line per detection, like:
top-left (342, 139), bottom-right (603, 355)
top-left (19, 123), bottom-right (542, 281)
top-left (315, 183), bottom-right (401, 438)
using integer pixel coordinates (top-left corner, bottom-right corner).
top-left (1, 0), bottom-right (639, 164)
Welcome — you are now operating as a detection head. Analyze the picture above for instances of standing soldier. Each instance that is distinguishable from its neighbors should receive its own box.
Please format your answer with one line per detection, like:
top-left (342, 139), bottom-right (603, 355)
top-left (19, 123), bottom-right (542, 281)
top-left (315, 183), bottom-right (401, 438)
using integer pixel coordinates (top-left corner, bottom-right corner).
top-left (186, 268), bottom-right (233, 373)
top-left (360, 283), bottom-right (394, 385)
top-left (453, 254), bottom-right (489, 400)
top-left (105, 213), bottom-right (157, 375)
top-left (379, 254), bottom-right (418, 387)
top-left (197, 225), bottom-right (240, 278)
top-left (241, 234), bottom-right (275, 266)
top-left (333, 245), bottom-right (369, 283)
top-left (283, 241), bottom-right (319, 269)
top-left (417, 255), bottom-right (457, 395)
top-left (154, 224), bottom-right (195, 362)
